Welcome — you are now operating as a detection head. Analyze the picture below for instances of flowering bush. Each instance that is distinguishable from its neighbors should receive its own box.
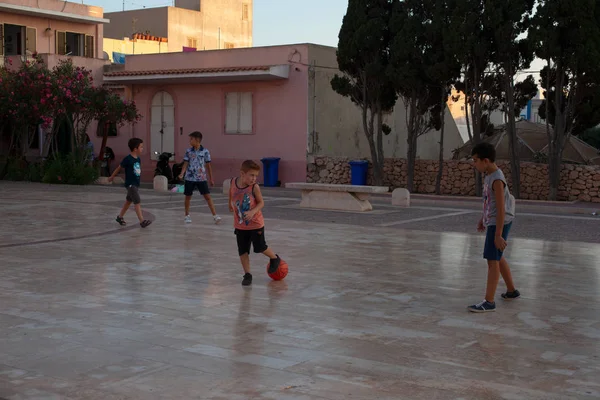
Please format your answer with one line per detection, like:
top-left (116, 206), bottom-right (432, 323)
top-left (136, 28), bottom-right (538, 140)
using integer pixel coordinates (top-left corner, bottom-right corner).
top-left (0, 56), bottom-right (141, 183)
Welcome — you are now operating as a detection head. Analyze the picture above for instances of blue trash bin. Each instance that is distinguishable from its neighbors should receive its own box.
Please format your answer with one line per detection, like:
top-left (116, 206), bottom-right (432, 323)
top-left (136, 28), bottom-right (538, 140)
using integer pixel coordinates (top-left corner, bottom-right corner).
top-left (261, 157), bottom-right (281, 187)
top-left (349, 160), bottom-right (369, 186)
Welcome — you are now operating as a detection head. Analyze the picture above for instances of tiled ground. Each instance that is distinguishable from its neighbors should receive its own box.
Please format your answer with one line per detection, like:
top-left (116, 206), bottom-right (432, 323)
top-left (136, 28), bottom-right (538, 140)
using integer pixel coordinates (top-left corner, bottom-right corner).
top-left (1, 182), bottom-right (600, 399)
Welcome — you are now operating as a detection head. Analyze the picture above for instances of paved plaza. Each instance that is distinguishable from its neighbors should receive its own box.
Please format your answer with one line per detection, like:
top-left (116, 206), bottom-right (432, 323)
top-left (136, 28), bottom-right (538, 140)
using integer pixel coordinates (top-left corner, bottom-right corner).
top-left (1, 181), bottom-right (600, 400)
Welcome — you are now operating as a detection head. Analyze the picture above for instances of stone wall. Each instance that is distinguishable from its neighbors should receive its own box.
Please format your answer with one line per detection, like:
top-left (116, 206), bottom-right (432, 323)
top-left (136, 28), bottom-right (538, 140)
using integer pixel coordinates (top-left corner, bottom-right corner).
top-left (307, 156), bottom-right (600, 203)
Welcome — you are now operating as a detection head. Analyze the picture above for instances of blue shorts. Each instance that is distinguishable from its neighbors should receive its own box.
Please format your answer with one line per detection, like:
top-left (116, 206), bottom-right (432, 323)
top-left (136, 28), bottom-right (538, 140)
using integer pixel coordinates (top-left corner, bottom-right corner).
top-left (184, 180), bottom-right (210, 196)
top-left (484, 222), bottom-right (512, 261)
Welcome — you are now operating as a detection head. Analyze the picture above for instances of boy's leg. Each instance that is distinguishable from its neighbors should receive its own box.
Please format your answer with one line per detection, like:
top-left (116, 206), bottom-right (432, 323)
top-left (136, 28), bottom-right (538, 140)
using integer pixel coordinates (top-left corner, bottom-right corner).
top-left (485, 260), bottom-right (501, 303)
top-left (184, 196), bottom-right (192, 215)
top-left (251, 228), bottom-right (280, 273)
top-left (468, 225), bottom-right (500, 312)
top-left (183, 181), bottom-right (194, 217)
top-left (134, 204), bottom-right (144, 223)
top-left (202, 194), bottom-right (217, 215)
top-left (499, 257), bottom-right (516, 292)
top-left (200, 182), bottom-right (221, 223)
top-left (119, 201), bottom-right (132, 218)
top-left (240, 254), bottom-right (251, 274)
top-left (236, 229), bottom-right (253, 285)
top-left (128, 186), bottom-right (151, 227)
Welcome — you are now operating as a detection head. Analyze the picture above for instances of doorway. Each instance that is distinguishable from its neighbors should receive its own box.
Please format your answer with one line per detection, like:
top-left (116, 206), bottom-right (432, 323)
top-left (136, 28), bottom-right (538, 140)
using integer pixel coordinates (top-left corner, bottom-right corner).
top-left (150, 91), bottom-right (175, 160)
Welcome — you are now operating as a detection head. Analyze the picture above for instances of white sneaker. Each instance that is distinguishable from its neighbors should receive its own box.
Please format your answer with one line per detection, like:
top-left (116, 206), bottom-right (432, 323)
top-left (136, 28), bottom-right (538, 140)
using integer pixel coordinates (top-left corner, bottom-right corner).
top-left (184, 215), bottom-right (192, 224)
top-left (213, 215), bottom-right (222, 224)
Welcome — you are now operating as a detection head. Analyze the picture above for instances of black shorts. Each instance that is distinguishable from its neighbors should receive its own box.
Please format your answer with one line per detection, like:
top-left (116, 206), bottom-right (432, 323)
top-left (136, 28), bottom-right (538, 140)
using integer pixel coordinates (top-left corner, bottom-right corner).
top-left (184, 181), bottom-right (210, 196)
top-left (235, 227), bottom-right (268, 256)
top-left (125, 185), bottom-right (141, 204)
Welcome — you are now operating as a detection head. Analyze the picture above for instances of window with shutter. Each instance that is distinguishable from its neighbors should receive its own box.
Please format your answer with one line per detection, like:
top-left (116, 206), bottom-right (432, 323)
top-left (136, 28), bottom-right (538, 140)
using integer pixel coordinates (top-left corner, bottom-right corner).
top-left (242, 4), bottom-right (249, 20)
top-left (26, 27), bottom-right (36, 55)
top-left (85, 35), bottom-right (94, 58)
top-left (56, 31), bottom-right (66, 55)
top-left (0, 24), bottom-right (4, 56)
top-left (225, 92), bottom-right (253, 134)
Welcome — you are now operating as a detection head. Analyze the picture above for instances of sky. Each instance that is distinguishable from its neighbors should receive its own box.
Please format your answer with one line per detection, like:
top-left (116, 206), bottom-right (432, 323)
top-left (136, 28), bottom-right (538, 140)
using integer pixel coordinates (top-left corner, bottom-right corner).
top-left (94, 0), bottom-right (349, 47)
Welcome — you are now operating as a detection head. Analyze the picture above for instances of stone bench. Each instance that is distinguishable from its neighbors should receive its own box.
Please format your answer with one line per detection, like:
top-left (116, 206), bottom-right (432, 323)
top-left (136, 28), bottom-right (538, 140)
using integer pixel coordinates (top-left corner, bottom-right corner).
top-left (285, 182), bottom-right (389, 212)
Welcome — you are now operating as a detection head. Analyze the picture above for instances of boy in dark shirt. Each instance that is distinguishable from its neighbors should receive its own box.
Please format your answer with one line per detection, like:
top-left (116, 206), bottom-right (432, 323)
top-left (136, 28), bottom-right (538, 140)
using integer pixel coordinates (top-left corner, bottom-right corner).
top-left (108, 138), bottom-right (152, 228)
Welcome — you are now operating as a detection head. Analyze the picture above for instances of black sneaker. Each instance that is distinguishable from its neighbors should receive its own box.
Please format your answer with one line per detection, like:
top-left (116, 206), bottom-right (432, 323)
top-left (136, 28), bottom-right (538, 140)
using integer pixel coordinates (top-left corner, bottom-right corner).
top-left (467, 300), bottom-right (496, 313)
top-left (242, 273), bottom-right (253, 286)
top-left (268, 255), bottom-right (281, 274)
top-left (116, 216), bottom-right (126, 226)
top-left (501, 289), bottom-right (521, 300)
top-left (140, 220), bottom-right (152, 228)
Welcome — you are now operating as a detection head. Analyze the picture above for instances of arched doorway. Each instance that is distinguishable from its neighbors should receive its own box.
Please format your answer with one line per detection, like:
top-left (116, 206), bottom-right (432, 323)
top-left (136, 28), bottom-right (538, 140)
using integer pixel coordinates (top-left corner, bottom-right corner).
top-left (150, 91), bottom-right (175, 161)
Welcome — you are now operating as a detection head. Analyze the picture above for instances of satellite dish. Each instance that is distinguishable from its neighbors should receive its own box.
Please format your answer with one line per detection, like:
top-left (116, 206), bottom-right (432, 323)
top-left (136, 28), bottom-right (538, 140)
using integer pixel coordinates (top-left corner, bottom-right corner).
top-left (102, 51), bottom-right (109, 60)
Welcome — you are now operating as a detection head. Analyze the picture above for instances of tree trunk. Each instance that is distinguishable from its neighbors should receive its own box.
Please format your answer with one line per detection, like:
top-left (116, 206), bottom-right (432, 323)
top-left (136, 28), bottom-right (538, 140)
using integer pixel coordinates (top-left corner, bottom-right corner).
top-left (464, 82), bottom-right (473, 143)
top-left (504, 65), bottom-right (521, 198)
top-left (406, 95), bottom-right (418, 193)
top-left (472, 66), bottom-right (483, 196)
top-left (98, 119), bottom-right (110, 172)
top-left (549, 61), bottom-right (566, 201)
top-left (436, 87), bottom-right (446, 195)
top-left (374, 107), bottom-right (385, 186)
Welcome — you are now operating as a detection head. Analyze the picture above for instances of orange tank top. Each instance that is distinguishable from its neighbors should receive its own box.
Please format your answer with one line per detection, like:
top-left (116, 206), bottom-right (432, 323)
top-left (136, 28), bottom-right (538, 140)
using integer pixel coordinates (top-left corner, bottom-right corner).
top-left (230, 178), bottom-right (264, 230)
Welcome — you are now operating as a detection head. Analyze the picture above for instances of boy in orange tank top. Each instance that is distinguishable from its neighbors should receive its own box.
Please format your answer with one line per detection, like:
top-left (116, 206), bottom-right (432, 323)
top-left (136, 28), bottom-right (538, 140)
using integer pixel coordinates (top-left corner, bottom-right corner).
top-left (229, 160), bottom-right (281, 286)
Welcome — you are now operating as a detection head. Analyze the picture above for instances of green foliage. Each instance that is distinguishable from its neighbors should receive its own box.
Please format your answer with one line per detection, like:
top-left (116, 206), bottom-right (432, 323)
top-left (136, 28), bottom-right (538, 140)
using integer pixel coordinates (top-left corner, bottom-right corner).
top-left (533, 151), bottom-right (549, 164)
top-left (538, 65), bottom-right (600, 137)
top-left (332, 0), bottom-right (398, 185)
top-left (530, 0), bottom-right (600, 199)
top-left (42, 152), bottom-right (99, 185)
top-left (2, 158), bottom-right (45, 182)
top-left (580, 127), bottom-right (600, 149)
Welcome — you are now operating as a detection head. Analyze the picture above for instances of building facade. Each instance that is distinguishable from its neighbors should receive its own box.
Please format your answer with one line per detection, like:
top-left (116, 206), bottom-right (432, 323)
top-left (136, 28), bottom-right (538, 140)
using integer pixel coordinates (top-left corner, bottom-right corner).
top-left (103, 0), bottom-right (252, 55)
top-left (101, 44), bottom-right (463, 185)
top-left (0, 0), bottom-right (109, 83)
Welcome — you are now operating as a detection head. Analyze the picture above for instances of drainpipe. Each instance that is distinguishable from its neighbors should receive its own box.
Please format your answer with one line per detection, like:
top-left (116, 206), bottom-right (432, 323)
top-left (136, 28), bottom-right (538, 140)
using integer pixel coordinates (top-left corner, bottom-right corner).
top-left (311, 60), bottom-right (317, 154)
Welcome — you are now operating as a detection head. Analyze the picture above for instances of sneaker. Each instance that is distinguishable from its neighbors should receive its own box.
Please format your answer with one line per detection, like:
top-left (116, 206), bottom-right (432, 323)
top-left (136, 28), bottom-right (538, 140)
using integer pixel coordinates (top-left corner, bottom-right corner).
top-left (268, 255), bottom-right (281, 274)
top-left (242, 273), bottom-right (253, 286)
top-left (116, 216), bottom-right (126, 226)
top-left (501, 289), bottom-right (521, 300)
top-left (213, 215), bottom-right (222, 225)
top-left (467, 300), bottom-right (496, 313)
top-left (184, 215), bottom-right (192, 224)
top-left (140, 220), bottom-right (152, 228)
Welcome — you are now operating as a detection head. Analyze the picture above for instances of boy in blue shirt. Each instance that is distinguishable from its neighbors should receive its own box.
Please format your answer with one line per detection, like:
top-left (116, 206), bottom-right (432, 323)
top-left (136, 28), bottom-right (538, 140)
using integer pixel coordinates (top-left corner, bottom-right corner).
top-left (178, 131), bottom-right (221, 224)
top-left (109, 138), bottom-right (152, 228)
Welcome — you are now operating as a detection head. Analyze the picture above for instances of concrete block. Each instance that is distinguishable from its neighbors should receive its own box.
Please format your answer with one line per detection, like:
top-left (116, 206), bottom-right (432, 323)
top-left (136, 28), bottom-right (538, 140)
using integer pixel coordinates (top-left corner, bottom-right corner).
top-left (223, 179), bottom-right (231, 195)
top-left (153, 175), bottom-right (168, 192)
top-left (392, 188), bottom-right (410, 207)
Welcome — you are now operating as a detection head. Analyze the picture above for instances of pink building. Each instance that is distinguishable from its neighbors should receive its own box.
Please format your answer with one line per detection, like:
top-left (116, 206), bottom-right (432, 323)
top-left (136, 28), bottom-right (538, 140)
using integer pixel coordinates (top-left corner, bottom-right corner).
top-left (102, 43), bottom-right (464, 185)
top-left (103, 44), bottom-right (311, 184)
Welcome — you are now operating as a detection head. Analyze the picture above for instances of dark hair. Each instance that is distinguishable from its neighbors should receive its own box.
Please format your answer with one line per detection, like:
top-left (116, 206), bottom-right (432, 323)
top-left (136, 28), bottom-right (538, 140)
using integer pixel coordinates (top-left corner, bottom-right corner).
top-left (241, 160), bottom-right (260, 172)
top-left (128, 137), bottom-right (144, 151)
top-left (189, 131), bottom-right (203, 141)
top-left (471, 142), bottom-right (496, 162)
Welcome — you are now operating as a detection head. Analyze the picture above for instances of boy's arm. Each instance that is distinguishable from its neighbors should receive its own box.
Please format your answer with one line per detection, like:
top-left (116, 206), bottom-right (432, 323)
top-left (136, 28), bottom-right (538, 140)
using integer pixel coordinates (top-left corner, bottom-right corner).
top-left (228, 178), bottom-right (234, 212)
top-left (178, 161), bottom-right (188, 179)
top-left (493, 179), bottom-right (505, 235)
top-left (251, 185), bottom-right (265, 213)
top-left (206, 162), bottom-right (214, 186)
top-left (108, 165), bottom-right (122, 182)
